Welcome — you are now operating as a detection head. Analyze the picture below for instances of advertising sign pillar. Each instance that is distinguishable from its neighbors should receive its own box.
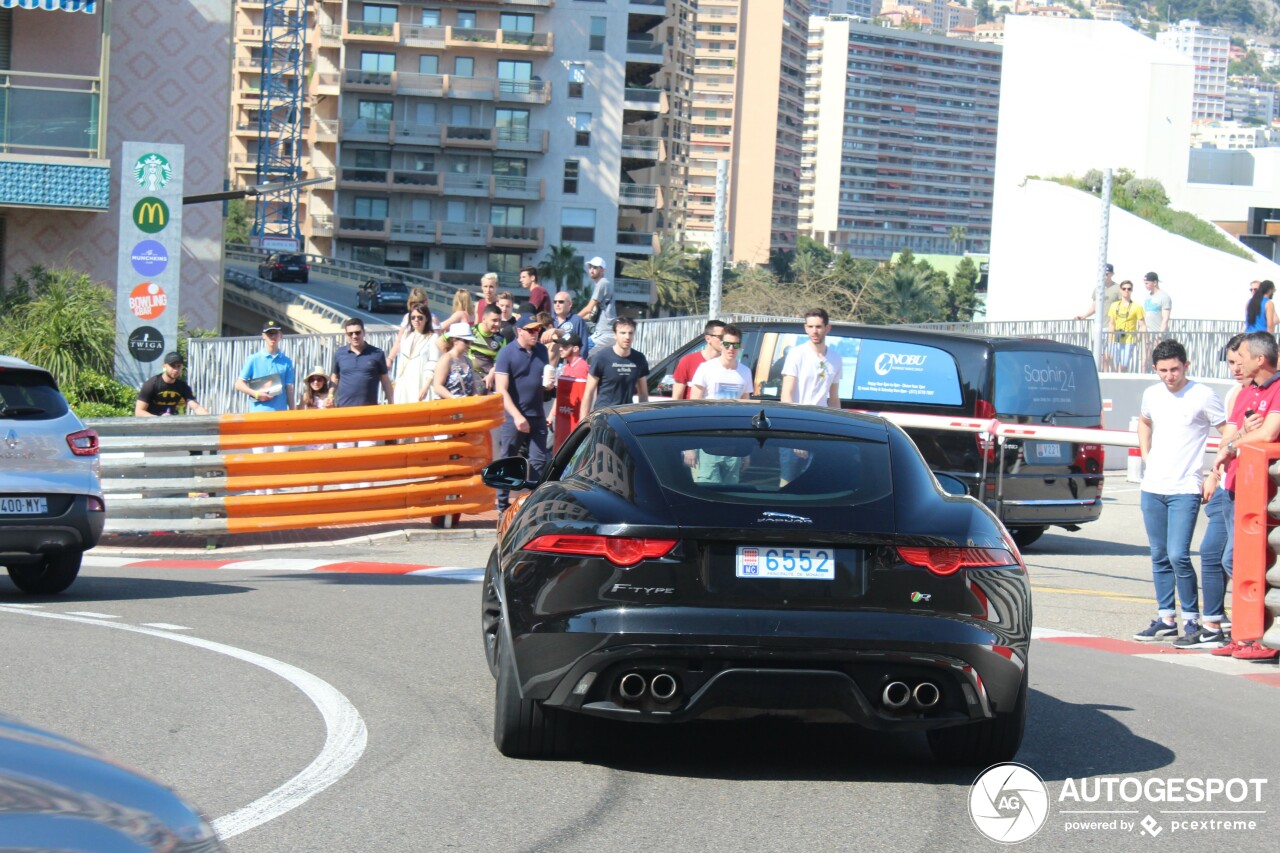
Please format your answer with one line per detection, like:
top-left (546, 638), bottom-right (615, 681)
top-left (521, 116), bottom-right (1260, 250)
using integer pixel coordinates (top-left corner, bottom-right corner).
top-left (114, 142), bottom-right (184, 389)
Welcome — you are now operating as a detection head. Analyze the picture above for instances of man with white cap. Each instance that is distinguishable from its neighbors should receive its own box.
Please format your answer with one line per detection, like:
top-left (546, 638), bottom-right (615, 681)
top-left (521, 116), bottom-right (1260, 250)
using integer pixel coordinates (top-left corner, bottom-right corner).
top-left (578, 256), bottom-right (616, 350)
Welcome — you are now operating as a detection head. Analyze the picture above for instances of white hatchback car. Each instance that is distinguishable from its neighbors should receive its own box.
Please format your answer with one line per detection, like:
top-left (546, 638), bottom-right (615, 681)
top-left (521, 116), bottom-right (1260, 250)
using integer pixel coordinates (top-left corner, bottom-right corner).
top-left (0, 356), bottom-right (104, 594)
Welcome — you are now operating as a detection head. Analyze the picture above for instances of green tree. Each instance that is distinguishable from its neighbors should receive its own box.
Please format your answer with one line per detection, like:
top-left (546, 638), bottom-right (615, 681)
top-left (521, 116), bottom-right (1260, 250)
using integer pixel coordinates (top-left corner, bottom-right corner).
top-left (947, 256), bottom-right (983, 322)
top-left (621, 244), bottom-right (698, 314)
top-left (538, 243), bottom-right (584, 299)
top-left (862, 252), bottom-right (947, 324)
top-left (948, 225), bottom-right (968, 254)
top-left (0, 266), bottom-right (115, 389)
top-left (224, 198), bottom-right (251, 247)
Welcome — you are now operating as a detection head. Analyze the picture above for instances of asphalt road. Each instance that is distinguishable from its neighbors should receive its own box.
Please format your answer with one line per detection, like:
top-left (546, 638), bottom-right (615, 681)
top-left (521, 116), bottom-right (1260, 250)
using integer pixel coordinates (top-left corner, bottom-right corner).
top-left (229, 260), bottom-right (400, 330)
top-left (1, 485), bottom-right (1276, 852)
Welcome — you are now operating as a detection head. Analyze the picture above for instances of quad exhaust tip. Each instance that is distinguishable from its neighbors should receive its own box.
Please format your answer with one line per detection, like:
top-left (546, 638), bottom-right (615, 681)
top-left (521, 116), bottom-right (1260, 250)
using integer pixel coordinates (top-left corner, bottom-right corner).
top-left (650, 672), bottom-right (679, 702)
top-left (618, 672), bottom-right (647, 702)
top-left (913, 681), bottom-right (941, 709)
top-left (882, 681), bottom-right (911, 709)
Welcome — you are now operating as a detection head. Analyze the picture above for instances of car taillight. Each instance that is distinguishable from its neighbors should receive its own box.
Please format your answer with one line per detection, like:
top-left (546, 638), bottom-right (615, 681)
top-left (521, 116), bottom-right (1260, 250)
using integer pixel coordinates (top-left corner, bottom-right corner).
top-left (87, 496), bottom-right (105, 512)
top-left (523, 534), bottom-right (677, 568)
top-left (66, 428), bottom-right (99, 457)
top-left (895, 545), bottom-right (1017, 576)
top-left (975, 398), bottom-right (997, 463)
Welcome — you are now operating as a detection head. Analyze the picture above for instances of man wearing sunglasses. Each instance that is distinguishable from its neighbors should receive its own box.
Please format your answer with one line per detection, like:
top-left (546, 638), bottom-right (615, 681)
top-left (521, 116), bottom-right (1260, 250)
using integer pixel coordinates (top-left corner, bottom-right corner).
top-left (235, 320), bottom-right (295, 412)
top-left (541, 291), bottom-right (591, 360)
top-left (686, 325), bottom-right (753, 484)
top-left (331, 317), bottom-right (393, 407)
top-left (671, 319), bottom-right (726, 399)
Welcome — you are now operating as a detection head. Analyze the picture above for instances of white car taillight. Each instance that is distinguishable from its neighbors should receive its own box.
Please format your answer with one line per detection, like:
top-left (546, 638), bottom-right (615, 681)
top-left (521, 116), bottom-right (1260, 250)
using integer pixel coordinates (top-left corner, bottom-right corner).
top-left (66, 428), bottom-right (99, 457)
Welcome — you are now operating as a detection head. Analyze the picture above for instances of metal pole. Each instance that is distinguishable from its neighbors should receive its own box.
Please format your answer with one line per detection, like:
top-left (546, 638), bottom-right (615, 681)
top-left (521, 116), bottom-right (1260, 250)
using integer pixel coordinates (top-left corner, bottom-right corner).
top-left (708, 159), bottom-right (728, 318)
top-left (1094, 168), bottom-right (1113, 368)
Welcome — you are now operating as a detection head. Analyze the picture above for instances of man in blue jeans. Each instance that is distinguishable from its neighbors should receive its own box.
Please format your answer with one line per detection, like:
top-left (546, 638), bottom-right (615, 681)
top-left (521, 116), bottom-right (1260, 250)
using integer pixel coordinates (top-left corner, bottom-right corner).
top-left (493, 312), bottom-right (552, 514)
top-left (1134, 339), bottom-right (1226, 642)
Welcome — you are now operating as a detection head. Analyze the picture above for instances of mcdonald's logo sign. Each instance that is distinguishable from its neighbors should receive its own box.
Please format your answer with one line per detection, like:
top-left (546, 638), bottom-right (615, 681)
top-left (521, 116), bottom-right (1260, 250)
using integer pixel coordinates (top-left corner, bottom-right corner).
top-left (132, 197), bottom-right (169, 234)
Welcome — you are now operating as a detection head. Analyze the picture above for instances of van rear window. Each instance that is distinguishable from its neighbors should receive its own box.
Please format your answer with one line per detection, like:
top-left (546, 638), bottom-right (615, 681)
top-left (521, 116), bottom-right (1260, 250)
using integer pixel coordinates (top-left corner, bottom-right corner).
top-left (758, 334), bottom-right (963, 407)
top-left (994, 351), bottom-right (1101, 419)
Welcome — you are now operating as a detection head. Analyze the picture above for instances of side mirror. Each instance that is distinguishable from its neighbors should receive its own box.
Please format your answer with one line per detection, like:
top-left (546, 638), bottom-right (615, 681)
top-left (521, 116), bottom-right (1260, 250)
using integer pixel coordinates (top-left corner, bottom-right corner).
top-left (934, 472), bottom-right (970, 497)
top-left (482, 456), bottom-right (534, 491)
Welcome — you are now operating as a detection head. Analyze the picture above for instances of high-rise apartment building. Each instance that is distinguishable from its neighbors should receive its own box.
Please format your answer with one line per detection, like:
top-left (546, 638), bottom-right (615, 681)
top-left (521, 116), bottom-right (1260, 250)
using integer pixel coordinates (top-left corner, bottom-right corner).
top-left (231, 0), bottom-right (693, 304)
top-left (685, 0), bottom-right (807, 265)
top-left (1157, 19), bottom-right (1229, 124)
top-left (800, 16), bottom-right (1000, 260)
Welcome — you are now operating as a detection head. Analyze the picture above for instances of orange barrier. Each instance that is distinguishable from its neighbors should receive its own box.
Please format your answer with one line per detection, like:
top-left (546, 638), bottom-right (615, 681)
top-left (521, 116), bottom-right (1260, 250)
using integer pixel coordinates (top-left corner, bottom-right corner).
top-left (1233, 445), bottom-right (1278, 648)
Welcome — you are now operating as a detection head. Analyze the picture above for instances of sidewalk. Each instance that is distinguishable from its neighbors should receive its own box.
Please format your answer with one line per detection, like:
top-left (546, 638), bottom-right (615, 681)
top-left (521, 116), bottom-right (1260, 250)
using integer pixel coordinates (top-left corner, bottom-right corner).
top-left (93, 509), bottom-right (500, 555)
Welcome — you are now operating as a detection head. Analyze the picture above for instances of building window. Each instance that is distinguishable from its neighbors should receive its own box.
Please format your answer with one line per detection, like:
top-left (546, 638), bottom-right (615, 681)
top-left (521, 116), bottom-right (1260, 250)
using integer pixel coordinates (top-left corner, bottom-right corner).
top-left (589, 17), bottom-right (606, 52)
top-left (354, 197), bottom-right (388, 219)
top-left (454, 56), bottom-right (474, 77)
top-left (496, 108), bottom-right (530, 142)
top-left (563, 159), bottom-right (580, 194)
top-left (490, 204), bottom-right (525, 226)
top-left (362, 4), bottom-right (397, 24)
top-left (419, 55), bottom-right (439, 75)
top-left (360, 52), bottom-right (395, 72)
top-left (456, 9), bottom-right (477, 29)
top-left (574, 112), bottom-right (591, 147)
top-left (354, 149), bottom-right (389, 169)
top-left (357, 100), bottom-right (393, 122)
top-left (444, 249), bottom-right (466, 270)
top-left (488, 252), bottom-right (524, 278)
top-left (494, 157), bottom-right (527, 191)
top-left (568, 62), bottom-right (585, 98)
top-left (497, 60), bottom-right (532, 95)
top-left (500, 12), bottom-right (534, 33)
top-left (561, 208), bottom-right (595, 242)
top-left (421, 9), bottom-right (441, 26)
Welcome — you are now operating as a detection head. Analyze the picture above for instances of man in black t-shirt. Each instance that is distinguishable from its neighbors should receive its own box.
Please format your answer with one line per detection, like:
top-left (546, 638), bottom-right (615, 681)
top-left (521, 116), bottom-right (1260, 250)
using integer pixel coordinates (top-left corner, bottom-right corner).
top-left (135, 352), bottom-right (210, 417)
top-left (581, 316), bottom-right (650, 417)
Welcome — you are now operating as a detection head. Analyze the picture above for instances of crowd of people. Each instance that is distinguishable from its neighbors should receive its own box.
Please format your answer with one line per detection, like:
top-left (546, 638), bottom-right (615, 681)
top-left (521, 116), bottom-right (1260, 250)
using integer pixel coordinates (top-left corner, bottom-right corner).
top-left (1134, 332), bottom-right (1277, 661)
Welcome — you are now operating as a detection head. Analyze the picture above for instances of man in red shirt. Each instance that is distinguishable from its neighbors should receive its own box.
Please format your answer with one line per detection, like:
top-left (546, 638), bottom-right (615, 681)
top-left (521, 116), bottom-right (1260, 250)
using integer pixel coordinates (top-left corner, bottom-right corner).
top-left (553, 331), bottom-right (589, 452)
top-left (671, 319), bottom-right (725, 399)
top-left (520, 266), bottom-right (552, 315)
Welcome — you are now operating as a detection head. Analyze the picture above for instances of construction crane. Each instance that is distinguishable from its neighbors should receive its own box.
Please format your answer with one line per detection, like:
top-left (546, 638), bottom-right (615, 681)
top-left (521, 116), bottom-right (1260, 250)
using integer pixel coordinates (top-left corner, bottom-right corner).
top-left (251, 0), bottom-right (308, 250)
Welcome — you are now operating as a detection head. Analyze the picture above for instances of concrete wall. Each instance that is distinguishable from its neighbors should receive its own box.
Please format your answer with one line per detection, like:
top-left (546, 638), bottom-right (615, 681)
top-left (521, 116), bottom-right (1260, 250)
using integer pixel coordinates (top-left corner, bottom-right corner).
top-left (2, 0), bottom-right (231, 333)
top-left (1099, 373), bottom-right (1235, 470)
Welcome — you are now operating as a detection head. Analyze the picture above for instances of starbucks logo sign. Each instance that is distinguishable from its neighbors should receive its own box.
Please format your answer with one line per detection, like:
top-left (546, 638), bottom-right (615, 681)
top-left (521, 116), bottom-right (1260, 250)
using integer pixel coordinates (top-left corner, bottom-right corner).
top-left (133, 153), bottom-right (173, 191)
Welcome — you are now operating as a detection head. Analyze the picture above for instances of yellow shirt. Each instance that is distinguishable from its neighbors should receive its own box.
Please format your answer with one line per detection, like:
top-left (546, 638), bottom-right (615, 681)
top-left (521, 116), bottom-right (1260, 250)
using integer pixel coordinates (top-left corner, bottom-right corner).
top-left (1108, 300), bottom-right (1145, 344)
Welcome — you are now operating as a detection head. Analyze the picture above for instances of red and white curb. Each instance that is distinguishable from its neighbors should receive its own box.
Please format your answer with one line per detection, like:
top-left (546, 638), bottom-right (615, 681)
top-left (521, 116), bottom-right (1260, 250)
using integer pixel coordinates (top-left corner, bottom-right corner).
top-left (1033, 627), bottom-right (1280, 688)
top-left (82, 555), bottom-right (484, 582)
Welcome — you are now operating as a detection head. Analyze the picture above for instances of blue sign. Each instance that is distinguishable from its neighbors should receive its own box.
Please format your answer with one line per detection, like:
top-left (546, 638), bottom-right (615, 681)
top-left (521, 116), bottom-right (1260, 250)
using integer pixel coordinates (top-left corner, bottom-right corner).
top-left (852, 339), bottom-right (962, 405)
top-left (130, 240), bottom-right (169, 277)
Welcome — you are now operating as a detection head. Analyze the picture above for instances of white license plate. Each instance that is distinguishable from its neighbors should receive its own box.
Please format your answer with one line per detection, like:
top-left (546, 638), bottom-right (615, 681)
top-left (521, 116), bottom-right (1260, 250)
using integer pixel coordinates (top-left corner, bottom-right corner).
top-left (1033, 442), bottom-right (1064, 461)
top-left (736, 546), bottom-right (835, 580)
top-left (0, 497), bottom-right (47, 515)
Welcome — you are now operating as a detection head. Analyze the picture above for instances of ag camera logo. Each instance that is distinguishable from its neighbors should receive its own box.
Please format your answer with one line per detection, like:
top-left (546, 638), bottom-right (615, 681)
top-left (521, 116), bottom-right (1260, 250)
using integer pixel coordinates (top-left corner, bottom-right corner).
top-left (874, 351), bottom-right (927, 376)
top-left (969, 763), bottom-right (1050, 844)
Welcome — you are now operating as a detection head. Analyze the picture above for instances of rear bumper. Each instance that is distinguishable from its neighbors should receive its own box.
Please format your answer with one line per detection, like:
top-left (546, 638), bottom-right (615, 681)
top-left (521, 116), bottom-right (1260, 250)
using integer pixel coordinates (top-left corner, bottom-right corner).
top-left (998, 496), bottom-right (1103, 527)
top-left (0, 496), bottom-right (104, 564)
top-left (510, 608), bottom-right (1028, 729)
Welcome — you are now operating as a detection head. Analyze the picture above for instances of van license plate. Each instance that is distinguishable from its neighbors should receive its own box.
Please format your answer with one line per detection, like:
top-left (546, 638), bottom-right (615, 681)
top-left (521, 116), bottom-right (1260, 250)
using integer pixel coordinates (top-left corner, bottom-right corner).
top-left (0, 497), bottom-right (47, 515)
top-left (1033, 442), bottom-right (1064, 461)
top-left (736, 547), bottom-right (835, 580)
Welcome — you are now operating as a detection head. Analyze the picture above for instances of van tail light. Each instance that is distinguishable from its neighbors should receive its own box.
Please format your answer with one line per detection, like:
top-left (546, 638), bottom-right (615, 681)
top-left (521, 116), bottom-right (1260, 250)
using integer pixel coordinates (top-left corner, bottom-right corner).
top-left (975, 398), bottom-right (997, 463)
top-left (66, 428), bottom-right (99, 457)
top-left (523, 534), bottom-right (677, 568)
top-left (896, 546), bottom-right (1019, 577)
top-left (87, 496), bottom-right (105, 512)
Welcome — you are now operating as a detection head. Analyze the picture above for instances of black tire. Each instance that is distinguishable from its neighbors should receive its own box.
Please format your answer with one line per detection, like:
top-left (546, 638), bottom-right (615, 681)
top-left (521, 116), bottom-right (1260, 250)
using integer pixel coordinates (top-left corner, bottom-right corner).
top-left (493, 630), bottom-right (579, 758)
top-left (1011, 526), bottom-right (1046, 550)
top-left (300, 274), bottom-right (309, 284)
top-left (7, 551), bottom-right (82, 595)
top-left (481, 558), bottom-right (502, 678)
top-left (927, 674), bottom-right (1027, 766)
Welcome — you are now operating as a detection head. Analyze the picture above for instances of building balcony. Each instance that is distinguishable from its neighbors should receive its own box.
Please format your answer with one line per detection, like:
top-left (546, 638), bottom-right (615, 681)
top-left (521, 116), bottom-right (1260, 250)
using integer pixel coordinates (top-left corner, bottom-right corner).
top-left (627, 39), bottom-right (668, 62)
top-left (343, 68), bottom-right (394, 92)
top-left (391, 121), bottom-right (443, 146)
top-left (488, 224), bottom-right (542, 248)
top-left (383, 71), bottom-right (551, 104)
top-left (389, 219), bottom-right (439, 244)
top-left (492, 175), bottom-right (544, 201)
top-left (314, 72), bottom-right (341, 95)
top-left (338, 166), bottom-right (392, 190)
top-left (442, 124), bottom-right (496, 149)
top-left (616, 230), bottom-right (657, 253)
top-left (336, 216), bottom-right (390, 240)
top-left (615, 277), bottom-right (657, 304)
top-left (496, 126), bottom-right (548, 153)
top-left (391, 170), bottom-right (443, 193)
top-left (342, 118), bottom-right (393, 143)
top-left (442, 172), bottom-right (491, 197)
top-left (0, 154), bottom-right (111, 212)
top-left (317, 24), bottom-right (342, 47)
top-left (438, 221), bottom-right (488, 246)
top-left (313, 116), bottom-right (339, 142)
top-left (619, 184), bottom-right (661, 209)
top-left (623, 87), bottom-right (667, 113)
top-left (344, 19), bottom-right (398, 43)
top-left (621, 135), bottom-right (662, 160)
top-left (311, 213), bottom-right (334, 237)
top-left (448, 27), bottom-right (553, 53)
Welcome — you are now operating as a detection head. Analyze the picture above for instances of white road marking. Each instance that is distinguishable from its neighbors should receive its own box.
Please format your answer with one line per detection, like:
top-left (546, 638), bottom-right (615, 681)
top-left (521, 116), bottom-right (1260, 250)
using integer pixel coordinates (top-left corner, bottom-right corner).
top-left (218, 559), bottom-right (332, 572)
top-left (64, 611), bottom-right (120, 619)
top-left (141, 623), bottom-right (191, 631)
top-left (82, 555), bottom-right (137, 568)
top-left (0, 603), bottom-right (44, 609)
top-left (0, 605), bottom-right (367, 841)
top-left (406, 566), bottom-right (485, 581)
top-left (1030, 627), bottom-right (1095, 639)
top-left (1133, 652), bottom-right (1268, 676)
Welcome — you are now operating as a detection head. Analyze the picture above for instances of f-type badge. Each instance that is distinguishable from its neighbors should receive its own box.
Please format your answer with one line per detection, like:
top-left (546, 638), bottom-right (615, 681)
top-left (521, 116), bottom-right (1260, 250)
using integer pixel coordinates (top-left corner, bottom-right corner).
top-left (758, 511), bottom-right (812, 524)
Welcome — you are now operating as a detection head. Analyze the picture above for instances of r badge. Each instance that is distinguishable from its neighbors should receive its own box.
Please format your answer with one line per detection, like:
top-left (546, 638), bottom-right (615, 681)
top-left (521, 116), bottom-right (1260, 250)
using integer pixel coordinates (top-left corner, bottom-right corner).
top-left (910, 592), bottom-right (932, 603)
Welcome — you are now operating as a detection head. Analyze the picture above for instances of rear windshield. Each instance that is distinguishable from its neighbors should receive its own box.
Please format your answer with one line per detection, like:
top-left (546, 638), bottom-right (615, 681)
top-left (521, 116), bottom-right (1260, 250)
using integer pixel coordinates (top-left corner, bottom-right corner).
top-left (994, 351), bottom-right (1101, 420)
top-left (382, 282), bottom-right (408, 293)
top-left (0, 369), bottom-right (70, 420)
top-left (636, 431), bottom-right (891, 506)
top-left (278, 254), bottom-right (305, 263)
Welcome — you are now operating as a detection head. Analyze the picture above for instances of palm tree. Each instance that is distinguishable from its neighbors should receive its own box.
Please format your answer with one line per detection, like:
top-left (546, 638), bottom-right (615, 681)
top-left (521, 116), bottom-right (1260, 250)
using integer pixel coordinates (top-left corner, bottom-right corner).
top-left (0, 266), bottom-right (115, 388)
top-left (948, 225), bottom-right (967, 254)
top-left (538, 243), bottom-right (584, 299)
top-left (621, 244), bottom-right (698, 314)
top-left (866, 263), bottom-right (944, 325)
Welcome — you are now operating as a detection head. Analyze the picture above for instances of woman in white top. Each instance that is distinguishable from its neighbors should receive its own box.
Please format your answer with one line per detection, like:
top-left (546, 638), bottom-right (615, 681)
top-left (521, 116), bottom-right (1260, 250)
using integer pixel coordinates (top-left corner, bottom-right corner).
top-left (393, 308), bottom-right (441, 403)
